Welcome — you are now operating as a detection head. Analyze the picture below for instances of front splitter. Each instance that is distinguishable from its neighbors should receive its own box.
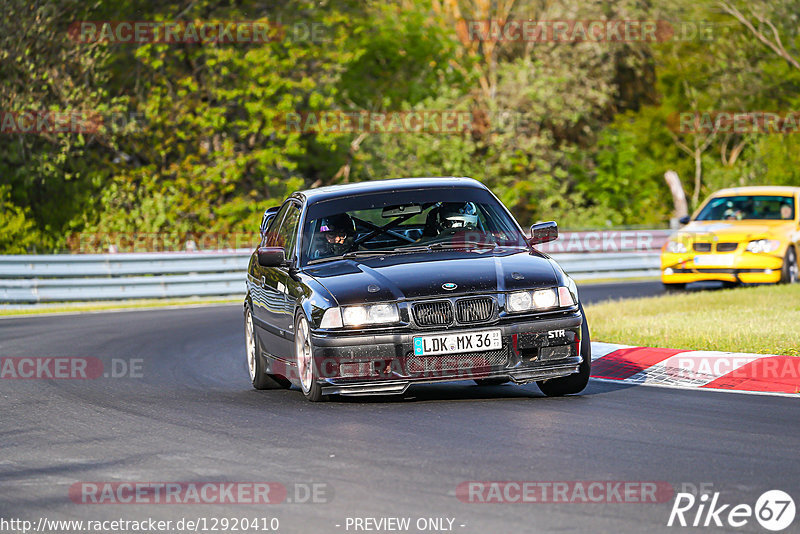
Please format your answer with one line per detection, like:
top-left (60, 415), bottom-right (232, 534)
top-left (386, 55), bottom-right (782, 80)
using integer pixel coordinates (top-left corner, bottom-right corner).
top-left (319, 358), bottom-right (582, 396)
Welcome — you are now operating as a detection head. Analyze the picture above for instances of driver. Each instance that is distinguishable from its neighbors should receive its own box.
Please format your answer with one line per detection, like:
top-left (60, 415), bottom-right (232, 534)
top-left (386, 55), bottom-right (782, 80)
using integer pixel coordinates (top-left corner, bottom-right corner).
top-left (780, 202), bottom-right (794, 220)
top-left (312, 213), bottom-right (356, 259)
top-left (723, 207), bottom-right (743, 221)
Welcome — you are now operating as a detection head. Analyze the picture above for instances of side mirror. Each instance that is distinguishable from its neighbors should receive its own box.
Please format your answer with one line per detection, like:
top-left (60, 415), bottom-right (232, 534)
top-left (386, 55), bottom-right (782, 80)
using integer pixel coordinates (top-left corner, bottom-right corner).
top-left (529, 221), bottom-right (558, 245)
top-left (257, 247), bottom-right (287, 267)
top-left (678, 215), bottom-right (691, 225)
top-left (260, 207), bottom-right (281, 237)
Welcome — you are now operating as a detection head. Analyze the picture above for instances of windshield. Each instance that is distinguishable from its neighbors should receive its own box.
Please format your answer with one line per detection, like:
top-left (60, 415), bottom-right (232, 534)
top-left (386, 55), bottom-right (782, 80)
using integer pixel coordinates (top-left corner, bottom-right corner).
top-left (695, 195), bottom-right (795, 222)
top-left (301, 188), bottom-right (527, 264)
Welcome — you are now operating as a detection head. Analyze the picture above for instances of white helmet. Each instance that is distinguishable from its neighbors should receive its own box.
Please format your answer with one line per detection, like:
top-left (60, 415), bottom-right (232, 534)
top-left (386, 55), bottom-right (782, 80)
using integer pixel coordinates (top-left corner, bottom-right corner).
top-left (438, 202), bottom-right (479, 229)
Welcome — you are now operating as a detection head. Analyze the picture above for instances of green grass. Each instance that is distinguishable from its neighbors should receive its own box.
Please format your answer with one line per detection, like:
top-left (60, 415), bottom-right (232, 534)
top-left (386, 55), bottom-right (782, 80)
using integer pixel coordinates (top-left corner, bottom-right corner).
top-left (585, 284), bottom-right (800, 356)
top-left (0, 297), bottom-right (241, 316)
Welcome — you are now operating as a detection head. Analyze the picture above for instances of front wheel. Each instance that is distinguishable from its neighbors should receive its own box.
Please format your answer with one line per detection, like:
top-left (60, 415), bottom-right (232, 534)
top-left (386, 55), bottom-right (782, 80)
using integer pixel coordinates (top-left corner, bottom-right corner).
top-left (537, 307), bottom-right (591, 397)
top-left (295, 313), bottom-right (325, 402)
top-left (781, 247), bottom-right (798, 284)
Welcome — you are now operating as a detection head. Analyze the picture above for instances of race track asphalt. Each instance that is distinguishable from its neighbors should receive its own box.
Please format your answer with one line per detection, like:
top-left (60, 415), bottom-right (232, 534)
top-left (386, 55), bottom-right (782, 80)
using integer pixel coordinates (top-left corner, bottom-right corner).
top-left (1, 300), bottom-right (797, 534)
top-left (578, 280), bottom-right (665, 304)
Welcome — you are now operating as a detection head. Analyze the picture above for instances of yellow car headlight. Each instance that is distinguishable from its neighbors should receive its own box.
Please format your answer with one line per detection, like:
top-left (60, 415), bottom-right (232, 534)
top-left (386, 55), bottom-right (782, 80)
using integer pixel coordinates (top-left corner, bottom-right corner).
top-left (665, 240), bottom-right (688, 254)
top-left (745, 239), bottom-right (780, 254)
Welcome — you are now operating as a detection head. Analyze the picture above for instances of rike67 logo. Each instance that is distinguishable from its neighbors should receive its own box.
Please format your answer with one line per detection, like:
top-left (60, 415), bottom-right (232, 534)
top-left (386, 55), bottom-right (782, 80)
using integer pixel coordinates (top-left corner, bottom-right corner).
top-left (668, 489), bottom-right (795, 531)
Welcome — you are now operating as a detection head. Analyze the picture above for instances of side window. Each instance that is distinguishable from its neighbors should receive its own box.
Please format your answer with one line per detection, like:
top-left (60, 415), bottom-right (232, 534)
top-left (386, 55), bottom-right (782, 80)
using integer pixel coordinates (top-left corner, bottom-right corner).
top-left (260, 208), bottom-right (279, 236)
top-left (265, 203), bottom-right (292, 247)
top-left (276, 204), bottom-right (301, 259)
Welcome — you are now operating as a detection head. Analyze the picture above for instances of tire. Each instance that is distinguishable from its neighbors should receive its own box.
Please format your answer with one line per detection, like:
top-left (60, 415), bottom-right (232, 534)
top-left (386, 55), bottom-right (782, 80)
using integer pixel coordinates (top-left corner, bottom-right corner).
top-left (662, 282), bottom-right (686, 293)
top-left (245, 306), bottom-right (291, 390)
top-left (780, 246), bottom-right (798, 284)
top-left (537, 307), bottom-right (591, 397)
top-left (474, 378), bottom-right (510, 386)
top-left (295, 313), bottom-right (325, 402)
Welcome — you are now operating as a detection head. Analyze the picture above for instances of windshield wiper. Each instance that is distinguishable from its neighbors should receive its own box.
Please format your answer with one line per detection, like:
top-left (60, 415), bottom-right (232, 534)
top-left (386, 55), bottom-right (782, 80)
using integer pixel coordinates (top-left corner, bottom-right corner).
top-left (307, 249), bottom-right (408, 265)
top-left (307, 242), bottom-right (500, 265)
top-left (388, 245), bottom-right (432, 253)
top-left (341, 250), bottom-right (396, 259)
top-left (426, 241), bottom-right (497, 250)
top-left (385, 242), bottom-right (498, 253)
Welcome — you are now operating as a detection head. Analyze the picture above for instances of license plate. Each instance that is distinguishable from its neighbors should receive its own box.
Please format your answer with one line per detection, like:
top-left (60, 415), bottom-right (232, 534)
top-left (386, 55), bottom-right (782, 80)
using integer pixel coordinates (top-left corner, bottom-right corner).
top-left (694, 254), bottom-right (734, 267)
top-left (413, 330), bottom-right (502, 356)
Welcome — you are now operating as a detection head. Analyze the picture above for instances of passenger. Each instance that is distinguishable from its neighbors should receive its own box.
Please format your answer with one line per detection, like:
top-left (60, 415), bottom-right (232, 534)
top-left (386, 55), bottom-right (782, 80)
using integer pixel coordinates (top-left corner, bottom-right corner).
top-left (780, 202), bottom-right (794, 220)
top-left (423, 202), bottom-right (479, 237)
top-left (437, 202), bottom-right (480, 230)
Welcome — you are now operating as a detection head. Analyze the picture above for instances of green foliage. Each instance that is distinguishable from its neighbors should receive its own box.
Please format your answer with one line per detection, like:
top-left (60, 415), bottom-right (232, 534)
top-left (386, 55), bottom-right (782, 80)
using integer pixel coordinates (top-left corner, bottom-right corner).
top-left (3, 0), bottom-right (800, 253)
top-left (0, 185), bottom-right (38, 253)
top-left (337, 2), bottom-right (466, 109)
top-left (0, 0), bottom-right (124, 251)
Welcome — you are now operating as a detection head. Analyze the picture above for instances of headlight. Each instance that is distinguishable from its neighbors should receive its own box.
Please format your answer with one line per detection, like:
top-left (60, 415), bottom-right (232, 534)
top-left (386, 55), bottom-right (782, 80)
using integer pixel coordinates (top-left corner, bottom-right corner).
top-left (665, 240), bottom-right (688, 254)
top-left (532, 288), bottom-right (558, 308)
top-left (506, 287), bottom-right (574, 313)
top-left (319, 307), bottom-right (343, 328)
top-left (745, 239), bottom-right (780, 254)
top-left (507, 291), bottom-right (532, 312)
top-left (341, 303), bottom-right (400, 326)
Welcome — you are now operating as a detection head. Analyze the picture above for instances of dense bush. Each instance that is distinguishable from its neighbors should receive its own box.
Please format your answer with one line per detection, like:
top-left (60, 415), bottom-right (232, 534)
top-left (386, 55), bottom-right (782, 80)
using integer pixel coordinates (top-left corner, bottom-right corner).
top-left (2, 0), bottom-right (799, 252)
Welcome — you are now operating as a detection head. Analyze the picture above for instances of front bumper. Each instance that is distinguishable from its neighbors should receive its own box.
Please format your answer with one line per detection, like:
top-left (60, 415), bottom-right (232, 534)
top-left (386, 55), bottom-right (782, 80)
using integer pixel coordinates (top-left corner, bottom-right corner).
top-left (661, 251), bottom-right (784, 284)
top-left (309, 312), bottom-right (583, 395)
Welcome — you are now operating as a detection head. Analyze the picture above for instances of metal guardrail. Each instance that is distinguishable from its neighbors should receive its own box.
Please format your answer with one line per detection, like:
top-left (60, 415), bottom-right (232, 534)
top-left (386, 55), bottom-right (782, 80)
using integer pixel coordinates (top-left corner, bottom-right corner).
top-left (0, 248), bottom-right (661, 303)
top-left (0, 252), bottom-right (251, 303)
top-left (554, 252), bottom-right (661, 280)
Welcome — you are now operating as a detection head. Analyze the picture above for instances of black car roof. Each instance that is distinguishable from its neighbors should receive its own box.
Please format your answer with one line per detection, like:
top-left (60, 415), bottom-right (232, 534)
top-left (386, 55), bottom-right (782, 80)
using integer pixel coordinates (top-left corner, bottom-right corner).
top-left (292, 177), bottom-right (487, 204)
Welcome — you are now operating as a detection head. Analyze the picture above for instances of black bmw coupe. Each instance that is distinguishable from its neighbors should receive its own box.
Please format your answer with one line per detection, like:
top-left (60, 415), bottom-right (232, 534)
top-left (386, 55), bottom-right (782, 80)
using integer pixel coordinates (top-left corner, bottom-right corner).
top-left (244, 177), bottom-right (590, 401)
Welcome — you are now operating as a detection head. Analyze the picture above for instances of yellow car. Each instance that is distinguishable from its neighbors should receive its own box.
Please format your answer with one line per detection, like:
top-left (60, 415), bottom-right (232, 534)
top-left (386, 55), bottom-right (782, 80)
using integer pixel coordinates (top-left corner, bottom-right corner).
top-left (661, 186), bottom-right (800, 290)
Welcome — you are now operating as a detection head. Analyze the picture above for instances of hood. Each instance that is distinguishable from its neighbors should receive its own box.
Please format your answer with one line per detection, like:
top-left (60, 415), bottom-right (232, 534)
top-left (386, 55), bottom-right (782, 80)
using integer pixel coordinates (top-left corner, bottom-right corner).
top-left (304, 248), bottom-right (559, 305)
top-left (678, 220), bottom-right (795, 241)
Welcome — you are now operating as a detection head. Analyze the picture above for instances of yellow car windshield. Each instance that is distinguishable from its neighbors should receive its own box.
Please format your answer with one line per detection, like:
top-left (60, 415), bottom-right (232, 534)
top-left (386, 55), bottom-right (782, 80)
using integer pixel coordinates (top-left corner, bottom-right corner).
top-left (696, 195), bottom-right (795, 221)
